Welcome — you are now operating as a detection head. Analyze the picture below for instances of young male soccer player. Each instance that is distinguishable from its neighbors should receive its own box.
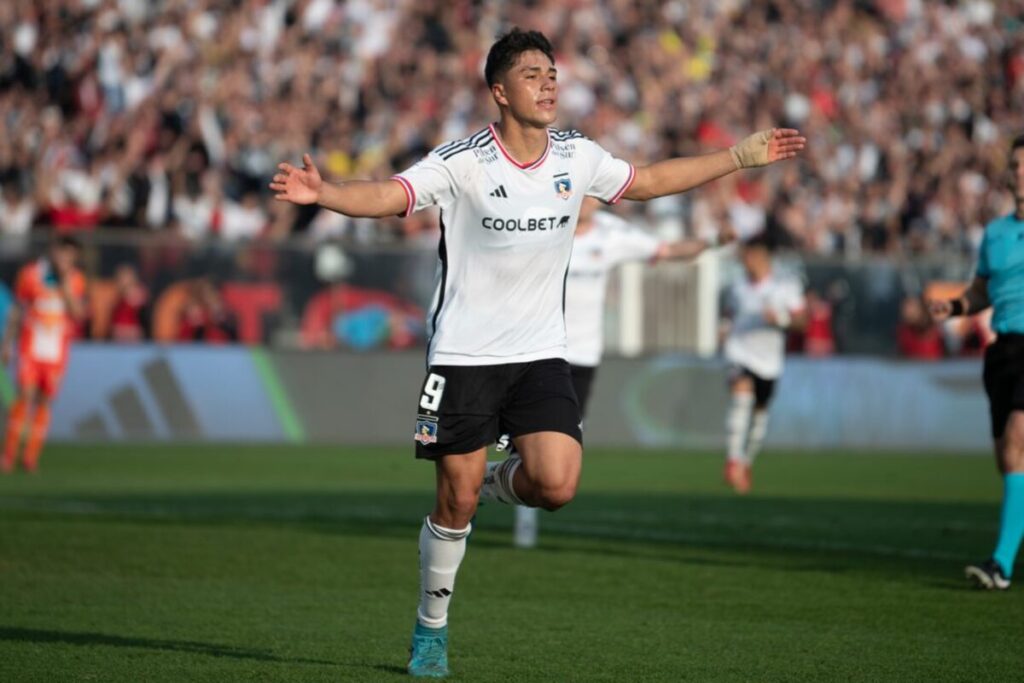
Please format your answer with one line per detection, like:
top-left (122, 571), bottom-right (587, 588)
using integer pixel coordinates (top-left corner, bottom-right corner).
top-left (930, 133), bottom-right (1024, 590)
top-left (1, 236), bottom-right (86, 473)
top-left (270, 28), bottom-right (804, 677)
top-left (721, 235), bottom-right (806, 494)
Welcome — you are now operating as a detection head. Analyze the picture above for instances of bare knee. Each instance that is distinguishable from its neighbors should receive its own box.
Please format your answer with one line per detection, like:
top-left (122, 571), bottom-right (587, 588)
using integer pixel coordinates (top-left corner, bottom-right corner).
top-left (536, 480), bottom-right (578, 511)
top-left (435, 488), bottom-right (479, 528)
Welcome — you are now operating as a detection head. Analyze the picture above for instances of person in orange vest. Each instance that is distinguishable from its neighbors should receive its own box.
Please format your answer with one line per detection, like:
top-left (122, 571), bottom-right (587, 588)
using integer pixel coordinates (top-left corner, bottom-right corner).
top-left (1, 236), bottom-right (86, 473)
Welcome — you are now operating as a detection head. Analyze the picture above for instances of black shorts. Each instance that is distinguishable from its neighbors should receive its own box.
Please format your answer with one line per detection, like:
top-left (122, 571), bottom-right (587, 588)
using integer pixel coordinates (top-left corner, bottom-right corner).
top-left (729, 365), bottom-right (776, 407)
top-left (413, 358), bottom-right (582, 459)
top-left (570, 364), bottom-right (597, 420)
top-left (983, 334), bottom-right (1024, 439)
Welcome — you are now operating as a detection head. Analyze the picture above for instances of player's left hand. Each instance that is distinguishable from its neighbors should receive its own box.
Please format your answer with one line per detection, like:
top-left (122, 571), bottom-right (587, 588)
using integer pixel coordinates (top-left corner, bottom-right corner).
top-left (730, 128), bottom-right (806, 168)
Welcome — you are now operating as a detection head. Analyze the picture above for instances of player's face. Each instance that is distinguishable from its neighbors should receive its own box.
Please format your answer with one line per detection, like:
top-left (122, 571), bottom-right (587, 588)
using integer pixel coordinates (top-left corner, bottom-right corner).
top-left (493, 50), bottom-right (558, 127)
top-left (1010, 147), bottom-right (1024, 202)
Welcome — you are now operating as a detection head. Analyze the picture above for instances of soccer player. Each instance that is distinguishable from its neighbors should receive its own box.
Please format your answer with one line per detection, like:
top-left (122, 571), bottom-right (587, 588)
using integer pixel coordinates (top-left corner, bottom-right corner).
top-left (1, 236), bottom-right (86, 473)
top-left (270, 28), bottom-right (804, 677)
top-left (721, 234), bottom-right (806, 494)
top-left (930, 133), bottom-right (1024, 590)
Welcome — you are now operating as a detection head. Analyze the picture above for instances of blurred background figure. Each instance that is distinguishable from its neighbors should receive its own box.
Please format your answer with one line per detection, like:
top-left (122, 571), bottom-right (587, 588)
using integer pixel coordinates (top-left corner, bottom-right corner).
top-left (177, 277), bottom-right (237, 344)
top-left (721, 235), bottom-right (806, 494)
top-left (108, 264), bottom-right (150, 342)
top-left (896, 296), bottom-right (945, 360)
top-left (1, 237), bottom-right (85, 473)
top-left (796, 289), bottom-right (836, 357)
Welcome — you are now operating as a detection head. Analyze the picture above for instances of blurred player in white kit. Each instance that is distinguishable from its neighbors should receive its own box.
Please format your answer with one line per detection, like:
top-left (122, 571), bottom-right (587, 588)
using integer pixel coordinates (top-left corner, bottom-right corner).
top-left (720, 234), bottom-right (806, 494)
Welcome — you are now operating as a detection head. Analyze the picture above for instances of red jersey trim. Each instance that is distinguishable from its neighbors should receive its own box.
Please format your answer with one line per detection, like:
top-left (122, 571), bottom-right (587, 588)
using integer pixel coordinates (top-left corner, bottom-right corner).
top-left (391, 176), bottom-right (416, 217)
top-left (607, 164), bottom-right (636, 205)
top-left (488, 123), bottom-right (550, 171)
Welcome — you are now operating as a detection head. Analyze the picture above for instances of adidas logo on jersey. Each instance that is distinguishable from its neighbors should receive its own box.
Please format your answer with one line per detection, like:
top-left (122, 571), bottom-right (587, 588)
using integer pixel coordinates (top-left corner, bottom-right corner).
top-left (489, 185), bottom-right (508, 198)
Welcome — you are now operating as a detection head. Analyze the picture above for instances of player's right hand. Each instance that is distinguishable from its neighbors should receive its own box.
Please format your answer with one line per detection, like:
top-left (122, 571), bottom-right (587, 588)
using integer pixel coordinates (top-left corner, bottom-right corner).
top-left (269, 153), bottom-right (322, 205)
top-left (927, 299), bottom-right (953, 322)
top-left (1, 342), bottom-right (11, 366)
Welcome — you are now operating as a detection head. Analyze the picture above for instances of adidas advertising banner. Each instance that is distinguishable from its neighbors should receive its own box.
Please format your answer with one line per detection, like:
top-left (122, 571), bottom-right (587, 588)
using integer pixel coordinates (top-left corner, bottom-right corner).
top-left (26, 345), bottom-right (989, 452)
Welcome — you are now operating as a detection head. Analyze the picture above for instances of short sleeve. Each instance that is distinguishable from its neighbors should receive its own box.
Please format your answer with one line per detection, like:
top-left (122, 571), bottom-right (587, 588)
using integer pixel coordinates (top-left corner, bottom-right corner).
top-left (391, 152), bottom-right (458, 217)
top-left (976, 229), bottom-right (991, 278)
top-left (582, 139), bottom-right (635, 205)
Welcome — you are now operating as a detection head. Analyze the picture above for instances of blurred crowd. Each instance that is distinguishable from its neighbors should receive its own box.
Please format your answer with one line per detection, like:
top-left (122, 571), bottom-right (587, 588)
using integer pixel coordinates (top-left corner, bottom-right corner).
top-left (1, 0), bottom-right (1023, 255)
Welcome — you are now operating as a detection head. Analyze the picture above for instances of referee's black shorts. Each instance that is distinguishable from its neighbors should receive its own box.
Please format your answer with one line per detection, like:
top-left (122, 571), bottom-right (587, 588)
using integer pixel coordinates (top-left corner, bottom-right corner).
top-left (983, 333), bottom-right (1024, 439)
top-left (413, 358), bottom-right (582, 459)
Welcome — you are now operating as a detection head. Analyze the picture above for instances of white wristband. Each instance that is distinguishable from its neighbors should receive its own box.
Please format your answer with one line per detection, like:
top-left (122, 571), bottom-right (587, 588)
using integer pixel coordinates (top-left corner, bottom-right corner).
top-left (774, 308), bottom-right (791, 328)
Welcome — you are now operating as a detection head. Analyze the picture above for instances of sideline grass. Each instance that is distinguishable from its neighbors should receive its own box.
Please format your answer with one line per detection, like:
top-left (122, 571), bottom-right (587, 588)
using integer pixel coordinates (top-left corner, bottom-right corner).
top-left (0, 445), bottom-right (1020, 682)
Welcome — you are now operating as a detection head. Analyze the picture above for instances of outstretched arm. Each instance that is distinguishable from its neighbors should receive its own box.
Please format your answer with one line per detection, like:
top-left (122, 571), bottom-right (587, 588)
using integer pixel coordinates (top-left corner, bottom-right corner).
top-left (655, 239), bottom-right (714, 261)
top-left (269, 154), bottom-right (408, 218)
top-left (654, 226), bottom-right (736, 261)
top-left (623, 129), bottom-right (805, 202)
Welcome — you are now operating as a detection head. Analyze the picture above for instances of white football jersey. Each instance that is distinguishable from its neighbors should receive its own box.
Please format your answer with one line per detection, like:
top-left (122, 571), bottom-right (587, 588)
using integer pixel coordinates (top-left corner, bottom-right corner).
top-left (724, 272), bottom-right (805, 379)
top-left (565, 212), bottom-right (661, 367)
top-left (394, 125), bottom-right (635, 366)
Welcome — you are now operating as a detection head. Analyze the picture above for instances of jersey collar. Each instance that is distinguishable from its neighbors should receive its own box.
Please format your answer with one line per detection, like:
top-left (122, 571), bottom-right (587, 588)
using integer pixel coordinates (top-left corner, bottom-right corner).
top-left (488, 123), bottom-right (550, 171)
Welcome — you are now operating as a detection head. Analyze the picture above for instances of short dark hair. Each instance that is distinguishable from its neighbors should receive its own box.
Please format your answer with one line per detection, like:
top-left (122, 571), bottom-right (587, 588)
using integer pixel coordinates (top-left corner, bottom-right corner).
top-left (1012, 133), bottom-right (1024, 154)
top-left (484, 28), bottom-right (554, 87)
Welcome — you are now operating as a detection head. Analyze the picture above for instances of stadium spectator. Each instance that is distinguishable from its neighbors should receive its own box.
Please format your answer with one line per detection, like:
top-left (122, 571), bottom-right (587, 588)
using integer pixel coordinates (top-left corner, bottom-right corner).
top-left (177, 277), bottom-right (237, 343)
top-left (896, 295), bottom-right (945, 360)
top-left (108, 264), bottom-right (151, 342)
top-left (799, 289), bottom-right (836, 356)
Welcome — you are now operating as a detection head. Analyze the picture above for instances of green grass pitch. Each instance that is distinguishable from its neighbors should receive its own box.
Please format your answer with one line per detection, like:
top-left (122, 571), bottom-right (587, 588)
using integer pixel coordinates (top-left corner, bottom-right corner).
top-left (1, 445), bottom-right (1022, 682)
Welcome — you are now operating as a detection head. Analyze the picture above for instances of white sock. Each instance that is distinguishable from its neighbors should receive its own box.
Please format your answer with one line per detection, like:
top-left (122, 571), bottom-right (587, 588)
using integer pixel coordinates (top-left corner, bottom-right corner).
top-left (746, 410), bottom-right (769, 465)
top-left (417, 516), bottom-right (470, 629)
top-left (726, 393), bottom-right (754, 464)
top-left (479, 453), bottom-right (525, 505)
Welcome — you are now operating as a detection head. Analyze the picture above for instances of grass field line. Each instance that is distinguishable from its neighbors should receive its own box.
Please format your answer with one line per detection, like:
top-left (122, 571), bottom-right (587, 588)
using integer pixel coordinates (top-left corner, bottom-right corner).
top-left (0, 496), bottom-right (971, 562)
top-left (542, 520), bottom-right (967, 562)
